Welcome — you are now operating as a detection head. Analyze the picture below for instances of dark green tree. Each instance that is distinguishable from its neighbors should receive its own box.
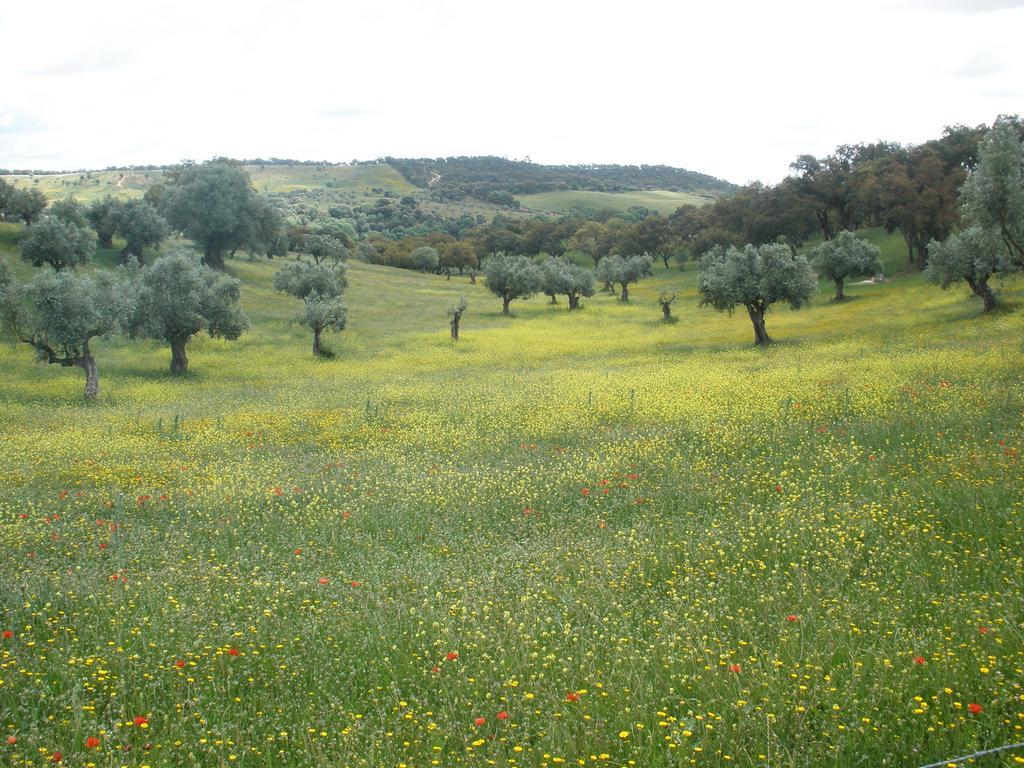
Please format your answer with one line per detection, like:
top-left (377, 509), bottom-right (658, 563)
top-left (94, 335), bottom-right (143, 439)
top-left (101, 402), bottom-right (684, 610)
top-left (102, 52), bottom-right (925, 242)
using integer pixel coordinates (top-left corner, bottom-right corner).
top-left (86, 196), bottom-right (123, 248)
top-left (6, 187), bottom-right (47, 225)
top-left (160, 159), bottom-right (262, 269)
top-left (960, 116), bottom-right (1024, 265)
top-left (117, 200), bottom-right (169, 263)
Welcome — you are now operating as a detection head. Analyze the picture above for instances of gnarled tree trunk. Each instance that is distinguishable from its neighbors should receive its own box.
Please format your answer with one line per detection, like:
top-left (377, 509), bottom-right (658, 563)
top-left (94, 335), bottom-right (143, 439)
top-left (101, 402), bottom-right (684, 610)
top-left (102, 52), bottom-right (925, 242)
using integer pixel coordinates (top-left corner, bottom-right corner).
top-left (833, 278), bottom-right (846, 302)
top-left (661, 302), bottom-right (672, 320)
top-left (746, 303), bottom-right (771, 346)
top-left (313, 327), bottom-right (323, 356)
top-left (81, 351), bottom-right (99, 400)
top-left (619, 282), bottom-right (629, 302)
top-left (568, 293), bottom-right (580, 311)
top-left (204, 246), bottom-right (226, 271)
top-left (450, 312), bottom-right (461, 340)
top-left (170, 337), bottom-right (189, 374)
top-left (967, 276), bottom-right (997, 312)
top-left (502, 296), bottom-right (511, 315)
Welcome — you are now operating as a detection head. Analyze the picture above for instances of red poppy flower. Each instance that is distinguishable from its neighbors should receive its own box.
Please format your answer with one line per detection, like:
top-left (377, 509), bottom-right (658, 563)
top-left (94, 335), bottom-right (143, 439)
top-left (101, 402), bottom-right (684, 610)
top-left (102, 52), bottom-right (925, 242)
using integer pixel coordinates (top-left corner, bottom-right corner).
top-left (968, 702), bottom-right (983, 714)
top-left (227, 648), bottom-right (239, 656)
top-left (175, 659), bottom-right (185, 668)
top-left (446, 651), bottom-right (459, 661)
top-left (566, 692), bottom-right (579, 702)
top-left (133, 716), bottom-right (148, 727)
top-left (979, 626), bottom-right (989, 634)
top-left (729, 663), bottom-right (741, 673)
top-left (350, 580), bottom-right (360, 587)
top-left (51, 752), bottom-right (62, 763)
top-left (497, 711), bottom-right (509, 720)
top-left (431, 665), bottom-right (440, 673)
top-left (85, 736), bottom-right (100, 748)
top-left (2, 631), bottom-right (11, 639)
top-left (774, 485), bottom-right (783, 493)
top-left (786, 614), bottom-right (798, 622)
top-left (913, 656), bottom-right (926, 665)
top-left (523, 508), bottom-right (533, 517)
top-left (318, 578), bottom-right (329, 585)
top-left (7, 736), bottom-right (16, 745)
top-left (581, 488), bottom-right (590, 496)
top-left (474, 716), bottom-right (486, 726)
top-left (293, 548), bottom-right (302, 555)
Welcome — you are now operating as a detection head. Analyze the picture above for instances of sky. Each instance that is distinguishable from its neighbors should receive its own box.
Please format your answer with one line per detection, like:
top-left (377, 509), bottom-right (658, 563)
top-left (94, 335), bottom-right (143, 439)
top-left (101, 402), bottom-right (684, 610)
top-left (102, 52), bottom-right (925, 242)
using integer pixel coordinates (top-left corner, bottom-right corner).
top-left (1, 0), bottom-right (1022, 184)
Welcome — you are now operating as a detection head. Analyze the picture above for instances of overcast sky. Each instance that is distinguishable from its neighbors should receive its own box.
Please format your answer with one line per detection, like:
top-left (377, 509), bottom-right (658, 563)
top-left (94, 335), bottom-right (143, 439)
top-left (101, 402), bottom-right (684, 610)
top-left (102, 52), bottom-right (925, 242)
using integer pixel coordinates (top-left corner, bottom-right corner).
top-left (1, 0), bottom-right (1022, 184)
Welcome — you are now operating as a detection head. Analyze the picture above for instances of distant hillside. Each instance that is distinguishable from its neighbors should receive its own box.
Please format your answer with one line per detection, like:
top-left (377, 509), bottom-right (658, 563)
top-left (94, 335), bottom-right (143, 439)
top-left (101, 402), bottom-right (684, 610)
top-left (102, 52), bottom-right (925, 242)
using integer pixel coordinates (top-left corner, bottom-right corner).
top-left (384, 156), bottom-right (736, 203)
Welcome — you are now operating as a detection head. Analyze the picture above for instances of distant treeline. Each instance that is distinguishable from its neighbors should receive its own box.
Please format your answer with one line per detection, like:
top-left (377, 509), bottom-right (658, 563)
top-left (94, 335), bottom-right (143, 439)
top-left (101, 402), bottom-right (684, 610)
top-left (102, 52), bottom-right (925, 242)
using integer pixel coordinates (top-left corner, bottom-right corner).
top-left (385, 156), bottom-right (738, 203)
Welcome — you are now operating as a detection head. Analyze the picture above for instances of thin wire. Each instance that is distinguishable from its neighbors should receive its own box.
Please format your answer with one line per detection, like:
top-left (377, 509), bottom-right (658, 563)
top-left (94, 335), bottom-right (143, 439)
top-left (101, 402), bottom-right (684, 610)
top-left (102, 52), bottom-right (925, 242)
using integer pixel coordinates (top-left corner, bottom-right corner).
top-left (918, 742), bottom-right (1024, 768)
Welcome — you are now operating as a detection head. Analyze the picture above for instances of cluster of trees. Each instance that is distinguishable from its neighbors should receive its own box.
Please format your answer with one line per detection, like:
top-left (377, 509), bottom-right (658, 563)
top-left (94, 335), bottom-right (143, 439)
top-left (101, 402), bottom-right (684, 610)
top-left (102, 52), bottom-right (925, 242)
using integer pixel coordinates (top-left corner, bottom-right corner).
top-left (0, 249), bottom-right (247, 398)
top-left (387, 156), bottom-right (736, 201)
top-left (481, 252), bottom-right (654, 314)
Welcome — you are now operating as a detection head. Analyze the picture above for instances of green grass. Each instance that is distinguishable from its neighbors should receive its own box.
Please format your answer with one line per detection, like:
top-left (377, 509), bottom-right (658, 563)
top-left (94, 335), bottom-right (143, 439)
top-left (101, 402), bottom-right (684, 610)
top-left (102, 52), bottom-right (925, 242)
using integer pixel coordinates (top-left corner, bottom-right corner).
top-left (0, 232), bottom-right (1022, 767)
top-left (244, 164), bottom-right (417, 197)
top-left (518, 189), bottom-right (714, 215)
top-left (1, 170), bottom-right (159, 203)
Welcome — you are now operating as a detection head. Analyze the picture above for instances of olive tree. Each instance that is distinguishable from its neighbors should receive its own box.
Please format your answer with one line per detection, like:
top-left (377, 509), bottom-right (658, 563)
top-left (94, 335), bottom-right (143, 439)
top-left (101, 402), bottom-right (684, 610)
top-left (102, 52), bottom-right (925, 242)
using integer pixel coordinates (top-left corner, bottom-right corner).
top-left (542, 257), bottom-right (595, 310)
top-left (961, 116), bottom-right (1024, 265)
top-left (6, 187), bottom-right (47, 225)
top-left (273, 261), bottom-right (348, 356)
top-left (601, 254), bottom-right (653, 301)
top-left (448, 295), bottom-right (468, 340)
top-left (160, 160), bottom-right (262, 269)
top-left (483, 253), bottom-right (541, 315)
top-left (1, 268), bottom-right (132, 399)
top-left (48, 198), bottom-right (89, 228)
top-left (411, 246), bottom-right (440, 273)
top-left (925, 226), bottom-right (1016, 311)
top-left (658, 288), bottom-right (677, 321)
top-left (129, 249), bottom-right (248, 373)
top-left (20, 215), bottom-right (95, 270)
top-left (698, 243), bottom-right (818, 346)
top-left (87, 196), bottom-right (122, 248)
top-left (117, 200), bottom-right (169, 263)
top-left (810, 230), bottom-right (883, 301)
top-left (301, 233), bottom-right (348, 265)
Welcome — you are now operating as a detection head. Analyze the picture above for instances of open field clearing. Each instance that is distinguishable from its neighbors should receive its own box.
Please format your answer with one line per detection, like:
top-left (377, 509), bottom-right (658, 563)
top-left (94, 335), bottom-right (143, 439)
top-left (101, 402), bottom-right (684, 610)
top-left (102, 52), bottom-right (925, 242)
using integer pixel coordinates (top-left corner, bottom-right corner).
top-left (517, 190), bottom-right (714, 215)
top-left (1, 224), bottom-right (1022, 766)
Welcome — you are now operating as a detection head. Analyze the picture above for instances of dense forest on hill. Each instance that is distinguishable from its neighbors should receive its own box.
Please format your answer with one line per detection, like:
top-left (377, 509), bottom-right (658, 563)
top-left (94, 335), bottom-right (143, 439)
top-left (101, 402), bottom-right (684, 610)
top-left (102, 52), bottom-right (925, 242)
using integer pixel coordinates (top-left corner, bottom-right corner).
top-left (384, 155), bottom-right (737, 203)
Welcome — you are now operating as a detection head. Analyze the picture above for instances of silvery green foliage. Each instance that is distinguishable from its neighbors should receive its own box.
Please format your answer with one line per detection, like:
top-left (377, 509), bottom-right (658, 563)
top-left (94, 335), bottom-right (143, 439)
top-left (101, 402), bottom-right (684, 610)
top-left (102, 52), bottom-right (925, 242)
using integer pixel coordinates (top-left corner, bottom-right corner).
top-left (273, 259), bottom-right (348, 354)
top-left (598, 253), bottom-right (653, 300)
top-left (926, 227), bottom-right (1011, 289)
top-left (273, 260), bottom-right (348, 300)
top-left (699, 243), bottom-right (818, 313)
top-left (410, 246), bottom-right (440, 272)
top-left (129, 249), bottom-right (248, 370)
top-left (541, 257), bottom-right (595, 308)
top-left (1, 267), bottom-right (133, 397)
top-left (299, 293), bottom-right (348, 335)
top-left (483, 252), bottom-right (542, 312)
top-left (811, 230), bottom-right (883, 299)
top-left (925, 226), bottom-right (1015, 311)
top-left (960, 116), bottom-right (1024, 265)
top-left (19, 215), bottom-right (96, 270)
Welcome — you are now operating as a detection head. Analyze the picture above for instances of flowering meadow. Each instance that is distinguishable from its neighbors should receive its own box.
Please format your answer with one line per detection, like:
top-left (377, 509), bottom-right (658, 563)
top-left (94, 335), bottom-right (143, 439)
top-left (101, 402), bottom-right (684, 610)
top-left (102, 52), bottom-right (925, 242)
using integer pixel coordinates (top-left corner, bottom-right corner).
top-left (1, 236), bottom-right (1023, 767)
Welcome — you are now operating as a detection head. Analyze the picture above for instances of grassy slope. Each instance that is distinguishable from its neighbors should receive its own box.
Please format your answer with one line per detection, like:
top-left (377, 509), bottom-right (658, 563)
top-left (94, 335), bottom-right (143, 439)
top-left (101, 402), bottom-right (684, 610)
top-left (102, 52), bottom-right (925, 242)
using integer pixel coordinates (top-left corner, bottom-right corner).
top-left (0, 229), bottom-right (1022, 767)
top-left (518, 188), bottom-right (713, 215)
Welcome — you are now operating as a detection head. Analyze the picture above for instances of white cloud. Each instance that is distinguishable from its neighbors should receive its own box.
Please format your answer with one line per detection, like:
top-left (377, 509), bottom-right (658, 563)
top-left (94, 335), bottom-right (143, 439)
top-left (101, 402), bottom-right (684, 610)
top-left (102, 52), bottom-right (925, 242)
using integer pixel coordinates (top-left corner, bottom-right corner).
top-left (1, 0), bottom-right (1022, 182)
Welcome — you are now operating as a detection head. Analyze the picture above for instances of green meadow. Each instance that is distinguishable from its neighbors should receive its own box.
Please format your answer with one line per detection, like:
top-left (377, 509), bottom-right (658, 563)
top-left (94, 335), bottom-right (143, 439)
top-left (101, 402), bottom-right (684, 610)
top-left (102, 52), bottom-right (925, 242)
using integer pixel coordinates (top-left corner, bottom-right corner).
top-left (1, 221), bottom-right (1022, 767)
top-left (517, 190), bottom-right (713, 215)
